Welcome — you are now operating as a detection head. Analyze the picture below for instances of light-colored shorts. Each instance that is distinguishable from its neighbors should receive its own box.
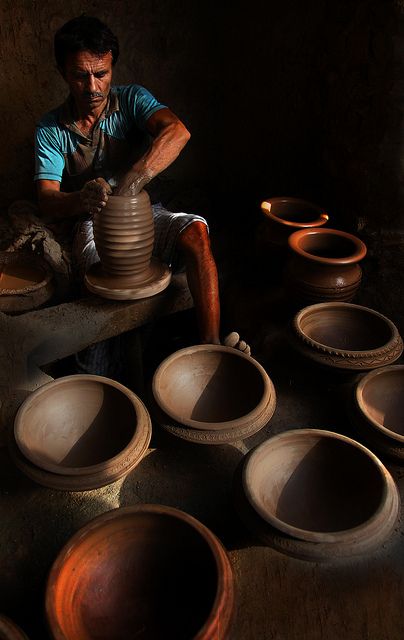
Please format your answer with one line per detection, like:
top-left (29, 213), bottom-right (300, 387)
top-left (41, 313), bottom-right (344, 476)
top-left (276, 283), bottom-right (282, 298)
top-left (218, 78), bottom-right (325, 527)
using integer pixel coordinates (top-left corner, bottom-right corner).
top-left (72, 202), bottom-right (208, 279)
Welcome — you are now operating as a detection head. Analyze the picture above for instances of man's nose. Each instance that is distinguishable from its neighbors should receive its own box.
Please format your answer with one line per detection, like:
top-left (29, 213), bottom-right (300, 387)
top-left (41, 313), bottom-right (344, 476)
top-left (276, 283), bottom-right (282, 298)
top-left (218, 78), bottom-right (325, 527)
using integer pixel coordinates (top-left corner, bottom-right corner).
top-left (86, 74), bottom-right (96, 92)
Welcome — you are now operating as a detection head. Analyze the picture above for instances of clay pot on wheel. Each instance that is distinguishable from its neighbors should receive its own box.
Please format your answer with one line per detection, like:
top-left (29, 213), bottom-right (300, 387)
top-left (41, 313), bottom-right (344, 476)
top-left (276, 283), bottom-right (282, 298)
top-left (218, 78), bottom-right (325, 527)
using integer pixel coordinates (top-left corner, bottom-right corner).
top-left (85, 190), bottom-right (171, 300)
top-left (285, 228), bottom-right (367, 304)
top-left (46, 505), bottom-right (235, 640)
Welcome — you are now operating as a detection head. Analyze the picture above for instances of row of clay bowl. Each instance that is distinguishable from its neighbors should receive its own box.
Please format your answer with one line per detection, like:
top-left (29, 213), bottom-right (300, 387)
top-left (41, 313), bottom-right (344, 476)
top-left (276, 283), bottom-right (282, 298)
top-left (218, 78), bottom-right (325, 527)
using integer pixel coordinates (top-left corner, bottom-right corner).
top-left (259, 196), bottom-right (368, 303)
top-left (10, 375), bottom-right (151, 491)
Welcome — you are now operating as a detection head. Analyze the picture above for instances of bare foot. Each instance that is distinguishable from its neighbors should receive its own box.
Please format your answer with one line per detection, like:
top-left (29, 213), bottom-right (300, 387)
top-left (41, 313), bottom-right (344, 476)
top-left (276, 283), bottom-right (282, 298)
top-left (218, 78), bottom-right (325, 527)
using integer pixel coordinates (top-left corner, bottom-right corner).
top-left (223, 331), bottom-right (251, 356)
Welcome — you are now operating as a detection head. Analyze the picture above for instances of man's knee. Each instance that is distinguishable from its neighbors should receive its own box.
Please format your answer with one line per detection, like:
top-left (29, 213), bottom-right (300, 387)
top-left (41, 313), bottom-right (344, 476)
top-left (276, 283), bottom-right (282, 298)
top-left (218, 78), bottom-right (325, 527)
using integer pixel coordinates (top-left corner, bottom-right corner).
top-left (177, 221), bottom-right (210, 258)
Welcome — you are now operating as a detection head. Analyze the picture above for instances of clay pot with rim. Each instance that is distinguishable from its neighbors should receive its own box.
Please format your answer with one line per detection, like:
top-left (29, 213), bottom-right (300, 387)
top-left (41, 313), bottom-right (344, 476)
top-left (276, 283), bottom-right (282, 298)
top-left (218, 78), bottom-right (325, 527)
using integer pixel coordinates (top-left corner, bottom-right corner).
top-left (285, 227), bottom-right (367, 304)
top-left (0, 615), bottom-right (29, 640)
top-left (46, 504), bottom-right (235, 640)
top-left (152, 345), bottom-right (276, 444)
top-left (235, 429), bottom-right (400, 560)
top-left (351, 365), bottom-right (404, 460)
top-left (260, 196), bottom-right (329, 247)
top-left (292, 302), bottom-right (403, 371)
top-left (11, 375), bottom-right (151, 491)
top-left (0, 251), bottom-right (54, 314)
top-left (85, 190), bottom-right (171, 300)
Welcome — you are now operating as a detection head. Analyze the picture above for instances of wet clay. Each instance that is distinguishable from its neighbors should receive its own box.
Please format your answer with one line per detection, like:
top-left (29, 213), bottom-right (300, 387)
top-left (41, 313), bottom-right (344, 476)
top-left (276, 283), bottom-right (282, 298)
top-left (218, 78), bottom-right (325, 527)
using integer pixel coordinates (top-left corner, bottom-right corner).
top-left (0, 251), bottom-right (54, 313)
top-left (242, 429), bottom-right (399, 545)
top-left (0, 263), bottom-right (44, 290)
top-left (46, 505), bottom-right (235, 640)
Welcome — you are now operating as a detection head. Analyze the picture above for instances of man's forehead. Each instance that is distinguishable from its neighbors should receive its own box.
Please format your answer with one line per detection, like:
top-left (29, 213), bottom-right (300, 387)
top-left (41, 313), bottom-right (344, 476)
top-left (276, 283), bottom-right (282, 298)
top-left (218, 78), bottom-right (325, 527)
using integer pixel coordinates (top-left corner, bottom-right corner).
top-left (65, 50), bottom-right (113, 70)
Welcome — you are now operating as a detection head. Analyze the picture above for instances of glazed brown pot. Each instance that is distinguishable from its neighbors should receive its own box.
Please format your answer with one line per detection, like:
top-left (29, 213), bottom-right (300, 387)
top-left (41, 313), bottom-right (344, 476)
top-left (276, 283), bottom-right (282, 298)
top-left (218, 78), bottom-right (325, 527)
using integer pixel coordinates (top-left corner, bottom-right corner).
top-left (152, 345), bottom-right (276, 435)
top-left (260, 197), bottom-right (329, 247)
top-left (12, 375), bottom-right (151, 490)
top-left (242, 429), bottom-right (399, 546)
top-left (352, 365), bottom-right (404, 460)
top-left (0, 251), bottom-right (54, 314)
top-left (292, 302), bottom-right (403, 371)
top-left (85, 191), bottom-right (171, 300)
top-left (46, 505), bottom-right (235, 640)
top-left (285, 227), bottom-right (367, 304)
top-left (0, 615), bottom-right (29, 640)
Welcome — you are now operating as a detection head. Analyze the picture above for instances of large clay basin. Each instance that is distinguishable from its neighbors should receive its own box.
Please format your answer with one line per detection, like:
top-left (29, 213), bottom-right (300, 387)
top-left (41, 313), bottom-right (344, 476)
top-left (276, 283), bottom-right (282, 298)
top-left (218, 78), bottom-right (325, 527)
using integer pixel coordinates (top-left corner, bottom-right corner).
top-left (46, 505), bottom-right (235, 640)
top-left (0, 251), bottom-right (54, 314)
top-left (152, 345), bottom-right (273, 431)
top-left (14, 375), bottom-right (151, 477)
top-left (293, 302), bottom-right (403, 370)
top-left (0, 615), bottom-right (29, 640)
top-left (242, 429), bottom-right (399, 544)
top-left (355, 365), bottom-right (404, 443)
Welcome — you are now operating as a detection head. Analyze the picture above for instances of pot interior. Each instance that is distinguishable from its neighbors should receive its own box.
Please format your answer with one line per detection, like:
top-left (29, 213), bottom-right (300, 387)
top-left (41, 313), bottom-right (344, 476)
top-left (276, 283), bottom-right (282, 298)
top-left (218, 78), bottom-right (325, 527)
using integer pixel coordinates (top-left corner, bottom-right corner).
top-left (270, 200), bottom-right (321, 223)
top-left (297, 233), bottom-right (355, 259)
top-left (361, 369), bottom-right (404, 435)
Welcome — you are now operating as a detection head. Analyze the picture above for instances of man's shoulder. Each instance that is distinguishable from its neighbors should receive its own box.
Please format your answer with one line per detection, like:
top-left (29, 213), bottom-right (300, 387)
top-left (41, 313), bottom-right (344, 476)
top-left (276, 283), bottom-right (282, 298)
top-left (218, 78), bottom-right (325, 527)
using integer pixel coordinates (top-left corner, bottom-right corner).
top-left (113, 84), bottom-right (153, 102)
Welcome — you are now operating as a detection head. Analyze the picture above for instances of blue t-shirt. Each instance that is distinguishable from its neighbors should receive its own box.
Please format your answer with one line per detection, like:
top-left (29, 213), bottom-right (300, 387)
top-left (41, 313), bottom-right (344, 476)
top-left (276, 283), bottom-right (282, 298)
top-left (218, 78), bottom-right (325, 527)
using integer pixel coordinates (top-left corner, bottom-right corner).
top-left (34, 84), bottom-right (166, 192)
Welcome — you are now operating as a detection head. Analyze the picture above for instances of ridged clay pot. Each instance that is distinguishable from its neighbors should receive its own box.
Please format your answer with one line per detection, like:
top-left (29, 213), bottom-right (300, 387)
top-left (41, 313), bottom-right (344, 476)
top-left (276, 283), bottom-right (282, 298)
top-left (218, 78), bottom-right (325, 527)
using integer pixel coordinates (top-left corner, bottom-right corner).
top-left (235, 429), bottom-right (400, 560)
top-left (352, 365), bottom-right (404, 461)
top-left (0, 615), bottom-right (29, 640)
top-left (46, 505), bottom-right (235, 640)
top-left (286, 228), bottom-right (367, 304)
top-left (292, 302), bottom-right (403, 371)
top-left (151, 345), bottom-right (276, 443)
top-left (260, 197), bottom-right (329, 247)
top-left (0, 251), bottom-right (54, 314)
top-left (11, 375), bottom-right (151, 491)
top-left (85, 191), bottom-right (171, 300)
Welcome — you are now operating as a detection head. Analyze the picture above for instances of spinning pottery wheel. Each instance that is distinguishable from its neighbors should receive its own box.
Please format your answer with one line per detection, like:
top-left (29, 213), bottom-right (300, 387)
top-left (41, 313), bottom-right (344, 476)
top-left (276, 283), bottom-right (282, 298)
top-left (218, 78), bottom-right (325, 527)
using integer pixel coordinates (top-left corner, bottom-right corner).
top-left (85, 191), bottom-right (171, 300)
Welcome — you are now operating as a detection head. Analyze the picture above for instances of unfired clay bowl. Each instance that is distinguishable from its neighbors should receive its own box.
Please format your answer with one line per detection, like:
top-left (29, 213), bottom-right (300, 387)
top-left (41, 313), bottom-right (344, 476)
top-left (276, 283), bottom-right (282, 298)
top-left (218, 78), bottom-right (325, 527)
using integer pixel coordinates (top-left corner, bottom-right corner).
top-left (0, 251), bottom-right (54, 314)
top-left (152, 345), bottom-right (273, 431)
top-left (293, 302), bottom-right (403, 370)
top-left (0, 615), bottom-right (29, 640)
top-left (46, 505), bottom-right (235, 640)
top-left (14, 375), bottom-right (151, 478)
top-left (242, 429), bottom-right (399, 545)
top-left (355, 365), bottom-right (404, 446)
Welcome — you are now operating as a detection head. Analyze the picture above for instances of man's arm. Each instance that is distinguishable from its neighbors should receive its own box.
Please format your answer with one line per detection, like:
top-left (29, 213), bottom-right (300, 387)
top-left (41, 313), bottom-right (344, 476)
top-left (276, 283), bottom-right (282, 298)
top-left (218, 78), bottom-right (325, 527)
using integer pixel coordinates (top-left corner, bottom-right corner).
top-left (114, 107), bottom-right (190, 196)
top-left (37, 178), bottom-right (111, 221)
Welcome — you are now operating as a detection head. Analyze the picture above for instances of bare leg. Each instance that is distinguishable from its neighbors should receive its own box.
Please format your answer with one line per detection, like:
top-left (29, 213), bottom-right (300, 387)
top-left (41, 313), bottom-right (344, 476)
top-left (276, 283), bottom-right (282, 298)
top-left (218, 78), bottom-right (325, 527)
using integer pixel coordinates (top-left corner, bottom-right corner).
top-left (177, 221), bottom-right (220, 344)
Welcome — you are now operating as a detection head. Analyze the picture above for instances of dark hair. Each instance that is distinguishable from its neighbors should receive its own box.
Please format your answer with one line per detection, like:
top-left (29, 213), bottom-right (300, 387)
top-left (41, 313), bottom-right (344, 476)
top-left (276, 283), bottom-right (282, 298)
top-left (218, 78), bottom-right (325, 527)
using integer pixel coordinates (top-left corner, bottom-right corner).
top-left (54, 15), bottom-right (119, 70)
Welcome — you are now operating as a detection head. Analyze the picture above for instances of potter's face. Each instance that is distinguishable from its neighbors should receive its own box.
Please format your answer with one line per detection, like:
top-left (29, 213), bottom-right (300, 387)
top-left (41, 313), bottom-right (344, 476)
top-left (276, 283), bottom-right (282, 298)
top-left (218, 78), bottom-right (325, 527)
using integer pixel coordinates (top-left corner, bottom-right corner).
top-left (61, 50), bottom-right (113, 114)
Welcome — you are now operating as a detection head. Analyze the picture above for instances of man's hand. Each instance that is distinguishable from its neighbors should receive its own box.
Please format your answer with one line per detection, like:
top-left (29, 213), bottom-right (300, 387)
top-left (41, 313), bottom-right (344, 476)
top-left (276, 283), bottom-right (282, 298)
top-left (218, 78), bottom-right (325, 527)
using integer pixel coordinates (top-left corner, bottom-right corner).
top-left (80, 178), bottom-right (112, 214)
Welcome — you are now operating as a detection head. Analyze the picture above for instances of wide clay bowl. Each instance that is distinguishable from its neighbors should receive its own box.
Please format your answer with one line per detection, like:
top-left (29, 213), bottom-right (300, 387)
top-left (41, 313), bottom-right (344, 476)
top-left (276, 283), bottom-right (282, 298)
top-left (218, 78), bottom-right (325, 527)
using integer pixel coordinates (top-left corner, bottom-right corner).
top-left (0, 251), bottom-right (54, 314)
top-left (293, 302), bottom-right (403, 370)
top-left (14, 375), bottom-right (151, 477)
top-left (242, 429), bottom-right (399, 545)
top-left (260, 197), bottom-right (329, 230)
top-left (356, 366), bottom-right (404, 441)
top-left (46, 505), bottom-right (235, 640)
top-left (0, 615), bottom-right (29, 640)
top-left (152, 345), bottom-right (273, 431)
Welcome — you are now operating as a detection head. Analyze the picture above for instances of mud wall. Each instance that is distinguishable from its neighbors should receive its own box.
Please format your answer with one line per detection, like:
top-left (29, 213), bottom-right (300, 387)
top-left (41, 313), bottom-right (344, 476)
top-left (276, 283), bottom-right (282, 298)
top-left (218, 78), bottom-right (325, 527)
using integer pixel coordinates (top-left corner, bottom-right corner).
top-left (0, 0), bottom-right (402, 231)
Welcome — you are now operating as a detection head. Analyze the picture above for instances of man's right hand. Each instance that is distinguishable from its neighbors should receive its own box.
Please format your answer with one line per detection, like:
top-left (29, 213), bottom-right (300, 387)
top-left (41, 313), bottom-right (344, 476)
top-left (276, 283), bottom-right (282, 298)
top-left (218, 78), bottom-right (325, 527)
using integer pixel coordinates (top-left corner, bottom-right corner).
top-left (80, 178), bottom-right (112, 214)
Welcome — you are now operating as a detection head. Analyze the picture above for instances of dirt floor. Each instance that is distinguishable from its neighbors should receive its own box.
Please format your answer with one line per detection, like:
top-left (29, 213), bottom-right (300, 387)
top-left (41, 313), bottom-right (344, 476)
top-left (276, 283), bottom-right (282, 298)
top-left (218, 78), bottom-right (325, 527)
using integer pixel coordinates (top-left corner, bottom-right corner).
top-left (1, 230), bottom-right (404, 639)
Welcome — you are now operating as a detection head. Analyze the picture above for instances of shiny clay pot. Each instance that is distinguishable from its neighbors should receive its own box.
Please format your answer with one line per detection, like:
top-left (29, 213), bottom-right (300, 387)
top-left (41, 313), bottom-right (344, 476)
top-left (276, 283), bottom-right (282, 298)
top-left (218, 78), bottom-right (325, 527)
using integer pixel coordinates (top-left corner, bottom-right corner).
top-left (286, 227), bottom-right (367, 304)
top-left (46, 505), bottom-right (235, 640)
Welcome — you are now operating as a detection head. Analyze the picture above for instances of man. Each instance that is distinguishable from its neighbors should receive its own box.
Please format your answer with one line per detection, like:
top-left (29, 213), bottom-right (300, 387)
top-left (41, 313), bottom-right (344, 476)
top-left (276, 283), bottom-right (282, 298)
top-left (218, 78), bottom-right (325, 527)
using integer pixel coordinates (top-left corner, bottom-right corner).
top-left (35, 15), bottom-right (249, 361)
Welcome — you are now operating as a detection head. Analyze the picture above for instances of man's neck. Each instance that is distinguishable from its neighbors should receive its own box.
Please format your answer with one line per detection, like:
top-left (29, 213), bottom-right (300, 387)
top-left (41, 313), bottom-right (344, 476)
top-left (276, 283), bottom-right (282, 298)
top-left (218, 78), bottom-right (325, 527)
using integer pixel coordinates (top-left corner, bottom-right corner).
top-left (73, 95), bottom-right (109, 136)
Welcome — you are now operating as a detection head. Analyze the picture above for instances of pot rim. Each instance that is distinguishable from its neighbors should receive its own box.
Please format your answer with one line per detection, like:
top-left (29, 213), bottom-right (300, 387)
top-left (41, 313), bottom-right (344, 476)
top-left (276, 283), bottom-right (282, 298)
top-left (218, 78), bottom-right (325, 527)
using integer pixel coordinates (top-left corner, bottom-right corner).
top-left (356, 365), bottom-right (404, 443)
top-left (242, 428), bottom-right (394, 543)
top-left (0, 251), bottom-right (53, 295)
top-left (14, 374), bottom-right (151, 476)
top-left (288, 228), bottom-right (367, 265)
top-left (45, 504), bottom-right (235, 640)
top-left (152, 344), bottom-right (273, 431)
top-left (293, 302), bottom-right (402, 358)
top-left (260, 196), bottom-right (329, 228)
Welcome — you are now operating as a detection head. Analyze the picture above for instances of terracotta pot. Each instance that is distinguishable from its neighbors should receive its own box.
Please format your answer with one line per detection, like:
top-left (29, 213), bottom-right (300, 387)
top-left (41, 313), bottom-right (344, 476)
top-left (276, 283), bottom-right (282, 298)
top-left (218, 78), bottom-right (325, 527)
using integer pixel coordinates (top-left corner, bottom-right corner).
top-left (351, 365), bottom-right (404, 460)
top-left (242, 429), bottom-right (399, 547)
top-left (152, 345), bottom-right (275, 432)
top-left (0, 251), bottom-right (54, 314)
top-left (46, 505), bottom-right (235, 640)
top-left (285, 227), bottom-right (367, 304)
top-left (0, 615), bottom-right (29, 640)
top-left (12, 375), bottom-right (151, 490)
top-left (85, 191), bottom-right (171, 300)
top-left (292, 302), bottom-right (403, 370)
top-left (260, 197), bottom-right (329, 247)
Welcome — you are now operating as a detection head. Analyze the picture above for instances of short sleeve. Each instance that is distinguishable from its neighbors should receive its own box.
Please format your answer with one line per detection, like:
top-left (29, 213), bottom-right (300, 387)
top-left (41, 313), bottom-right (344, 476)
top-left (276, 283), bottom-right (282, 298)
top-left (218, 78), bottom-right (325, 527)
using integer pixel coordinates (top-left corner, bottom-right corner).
top-left (121, 85), bottom-right (166, 131)
top-left (34, 124), bottom-right (65, 182)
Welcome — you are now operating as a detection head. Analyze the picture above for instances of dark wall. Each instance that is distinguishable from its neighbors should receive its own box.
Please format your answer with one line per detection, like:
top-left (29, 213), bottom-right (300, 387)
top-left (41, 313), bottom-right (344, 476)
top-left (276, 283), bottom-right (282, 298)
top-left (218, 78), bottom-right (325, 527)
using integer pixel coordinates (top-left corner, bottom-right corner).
top-left (0, 0), bottom-right (402, 230)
